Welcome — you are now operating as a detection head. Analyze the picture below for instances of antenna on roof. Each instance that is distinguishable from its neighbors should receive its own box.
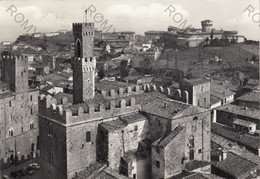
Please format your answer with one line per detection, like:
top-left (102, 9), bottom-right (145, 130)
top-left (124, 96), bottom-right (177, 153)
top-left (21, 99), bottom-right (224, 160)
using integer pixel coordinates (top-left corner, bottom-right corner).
top-left (84, 6), bottom-right (89, 23)
top-left (83, 5), bottom-right (84, 23)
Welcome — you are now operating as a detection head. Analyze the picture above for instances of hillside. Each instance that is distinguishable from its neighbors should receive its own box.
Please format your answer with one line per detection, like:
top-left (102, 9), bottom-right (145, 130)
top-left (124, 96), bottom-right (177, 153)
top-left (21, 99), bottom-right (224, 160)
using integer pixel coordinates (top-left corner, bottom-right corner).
top-left (155, 44), bottom-right (259, 81)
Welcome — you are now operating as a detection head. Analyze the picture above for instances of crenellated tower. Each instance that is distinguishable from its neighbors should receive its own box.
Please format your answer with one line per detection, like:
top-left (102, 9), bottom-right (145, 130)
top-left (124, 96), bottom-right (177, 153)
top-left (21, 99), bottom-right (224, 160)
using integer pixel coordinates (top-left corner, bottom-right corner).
top-left (1, 55), bottom-right (28, 93)
top-left (72, 22), bottom-right (96, 104)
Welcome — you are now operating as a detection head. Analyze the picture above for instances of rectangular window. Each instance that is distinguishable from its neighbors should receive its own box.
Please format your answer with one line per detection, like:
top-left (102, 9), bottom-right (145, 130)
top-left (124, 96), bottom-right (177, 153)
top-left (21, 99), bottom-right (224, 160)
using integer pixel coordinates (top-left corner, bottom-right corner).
top-left (9, 114), bottom-right (12, 121)
top-left (198, 149), bottom-right (202, 153)
top-left (30, 95), bottom-right (33, 101)
top-left (189, 150), bottom-right (194, 160)
top-left (31, 108), bottom-right (33, 115)
top-left (134, 125), bottom-right (138, 131)
top-left (156, 147), bottom-right (160, 154)
top-left (9, 101), bottom-right (12, 107)
top-left (204, 98), bottom-right (206, 103)
top-left (50, 152), bottom-right (54, 163)
top-left (156, 161), bottom-right (160, 168)
top-left (198, 100), bottom-right (200, 106)
top-left (86, 131), bottom-right (91, 142)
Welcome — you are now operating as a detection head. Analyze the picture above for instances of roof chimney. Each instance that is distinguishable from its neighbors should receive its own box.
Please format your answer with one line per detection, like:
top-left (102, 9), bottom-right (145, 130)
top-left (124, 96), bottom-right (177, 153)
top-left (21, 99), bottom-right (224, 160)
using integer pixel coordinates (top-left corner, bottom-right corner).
top-left (219, 150), bottom-right (228, 161)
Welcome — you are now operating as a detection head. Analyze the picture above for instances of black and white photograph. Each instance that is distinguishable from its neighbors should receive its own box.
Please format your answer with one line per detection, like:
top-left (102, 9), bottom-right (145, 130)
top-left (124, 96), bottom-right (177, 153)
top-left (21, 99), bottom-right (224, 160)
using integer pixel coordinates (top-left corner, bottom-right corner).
top-left (0, 0), bottom-right (259, 178)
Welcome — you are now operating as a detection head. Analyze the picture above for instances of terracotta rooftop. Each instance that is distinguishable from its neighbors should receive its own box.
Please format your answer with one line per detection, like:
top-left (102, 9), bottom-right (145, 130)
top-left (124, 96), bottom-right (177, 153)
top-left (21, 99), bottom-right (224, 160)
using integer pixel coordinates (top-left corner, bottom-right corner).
top-left (212, 152), bottom-right (257, 178)
top-left (211, 83), bottom-right (235, 99)
top-left (211, 133), bottom-right (260, 166)
top-left (184, 160), bottom-right (210, 172)
top-left (243, 79), bottom-right (259, 90)
top-left (182, 78), bottom-right (210, 86)
top-left (236, 90), bottom-right (260, 103)
top-left (211, 123), bottom-right (260, 150)
top-left (153, 126), bottom-right (184, 148)
top-left (210, 95), bottom-right (221, 105)
top-left (216, 104), bottom-right (260, 119)
top-left (119, 113), bottom-right (147, 124)
top-left (100, 119), bottom-right (126, 132)
top-left (100, 113), bottom-right (146, 132)
top-left (233, 118), bottom-right (255, 128)
top-left (75, 163), bottom-right (130, 179)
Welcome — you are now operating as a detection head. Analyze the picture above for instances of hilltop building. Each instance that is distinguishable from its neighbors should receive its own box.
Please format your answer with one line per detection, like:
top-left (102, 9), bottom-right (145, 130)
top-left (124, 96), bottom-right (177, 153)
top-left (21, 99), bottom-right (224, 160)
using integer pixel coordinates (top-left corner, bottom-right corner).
top-left (145, 20), bottom-right (243, 48)
top-left (38, 20), bottom-right (211, 179)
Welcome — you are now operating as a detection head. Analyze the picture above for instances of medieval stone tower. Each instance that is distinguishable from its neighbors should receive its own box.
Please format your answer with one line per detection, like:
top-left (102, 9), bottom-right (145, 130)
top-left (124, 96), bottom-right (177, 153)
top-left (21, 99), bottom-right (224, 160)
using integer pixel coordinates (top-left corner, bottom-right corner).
top-left (72, 22), bottom-right (96, 104)
top-left (1, 55), bottom-right (28, 93)
top-left (201, 20), bottom-right (213, 33)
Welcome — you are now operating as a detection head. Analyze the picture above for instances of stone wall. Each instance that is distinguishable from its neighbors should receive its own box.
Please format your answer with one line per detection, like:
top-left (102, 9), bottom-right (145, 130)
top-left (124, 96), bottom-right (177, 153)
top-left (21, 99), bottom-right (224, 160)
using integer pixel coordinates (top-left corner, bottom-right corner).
top-left (0, 89), bottom-right (39, 165)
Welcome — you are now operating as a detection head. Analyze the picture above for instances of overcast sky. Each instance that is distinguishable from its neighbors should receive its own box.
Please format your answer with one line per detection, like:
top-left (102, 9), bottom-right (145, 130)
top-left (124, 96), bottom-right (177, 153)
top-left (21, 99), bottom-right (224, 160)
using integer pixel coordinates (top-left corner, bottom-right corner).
top-left (1, 0), bottom-right (259, 42)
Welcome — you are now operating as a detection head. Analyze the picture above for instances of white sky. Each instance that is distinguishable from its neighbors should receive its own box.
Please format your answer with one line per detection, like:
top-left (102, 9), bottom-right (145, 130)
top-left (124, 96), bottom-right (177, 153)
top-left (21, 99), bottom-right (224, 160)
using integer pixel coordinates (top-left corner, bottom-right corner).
top-left (1, 0), bottom-right (259, 42)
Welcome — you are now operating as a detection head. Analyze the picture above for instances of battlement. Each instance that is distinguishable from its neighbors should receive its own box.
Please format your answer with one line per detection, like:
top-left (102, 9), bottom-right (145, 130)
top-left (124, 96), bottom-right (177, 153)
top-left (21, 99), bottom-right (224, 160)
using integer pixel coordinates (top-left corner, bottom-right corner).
top-left (73, 23), bottom-right (95, 33)
top-left (39, 94), bottom-right (141, 125)
top-left (201, 20), bottom-right (213, 25)
top-left (2, 55), bottom-right (27, 60)
top-left (100, 84), bottom-right (189, 104)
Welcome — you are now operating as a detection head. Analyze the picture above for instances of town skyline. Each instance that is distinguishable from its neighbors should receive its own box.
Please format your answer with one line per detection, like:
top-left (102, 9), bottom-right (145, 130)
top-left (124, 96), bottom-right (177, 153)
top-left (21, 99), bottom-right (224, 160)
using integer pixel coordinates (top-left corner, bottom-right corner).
top-left (1, 0), bottom-right (259, 42)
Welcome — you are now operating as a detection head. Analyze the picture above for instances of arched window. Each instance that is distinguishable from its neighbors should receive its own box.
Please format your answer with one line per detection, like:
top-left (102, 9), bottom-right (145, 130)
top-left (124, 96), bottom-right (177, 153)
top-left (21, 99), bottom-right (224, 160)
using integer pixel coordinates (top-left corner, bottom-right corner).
top-left (49, 152), bottom-right (54, 163)
top-left (48, 122), bottom-right (53, 136)
top-left (9, 114), bottom-right (12, 121)
top-left (189, 150), bottom-right (194, 160)
top-left (8, 128), bottom-right (14, 137)
top-left (31, 143), bottom-right (35, 151)
top-left (86, 131), bottom-right (91, 142)
top-left (189, 136), bottom-right (194, 148)
top-left (30, 122), bottom-right (34, 130)
top-left (76, 40), bottom-right (81, 57)
top-left (193, 116), bottom-right (198, 121)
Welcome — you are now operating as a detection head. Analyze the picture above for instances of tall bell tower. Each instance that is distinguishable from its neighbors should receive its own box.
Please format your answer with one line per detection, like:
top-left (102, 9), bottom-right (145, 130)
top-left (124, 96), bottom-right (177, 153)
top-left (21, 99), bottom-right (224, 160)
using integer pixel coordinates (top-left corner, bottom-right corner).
top-left (72, 20), bottom-right (96, 104)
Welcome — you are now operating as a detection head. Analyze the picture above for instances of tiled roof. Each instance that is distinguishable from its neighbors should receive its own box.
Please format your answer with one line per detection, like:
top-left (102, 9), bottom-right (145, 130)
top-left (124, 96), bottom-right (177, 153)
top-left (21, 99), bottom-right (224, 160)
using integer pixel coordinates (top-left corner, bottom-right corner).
top-left (233, 118), bottom-right (255, 127)
top-left (76, 164), bottom-right (130, 179)
top-left (100, 119), bottom-right (127, 132)
top-left (211, 123), bottom-right (260, 150)
top-left (145, 31), bottom-right (165, 34)
top-left (141, 98), bottom-right (192, 119)
top-left (153, 126), bottom-right (184, 148)
top-left (236, 91), bottom-right (260, 103)
top-left (243, 79), bottom-right (259, 90)
top-left (100, 113), bottom-right (146, 132)
top-left (182, 78), bottom-right (210, 86)
top-left (184, 160), bottom-right (210, 171)
top-left (119, 113), bottom-right (146, 124)
top-left (211, 83), bottom-right (235, 99)
top-left (216, 104), bottom-right (260, 119)
top-left (212, 152), bottom-right (257, 178)
top-left (95, 81), bottom-right (131, 91)
top-left (183, 173), bottom-right (208, 179)
top-left (210, 95), bottom-right (221, 105)
top-left (54, 92), bottom-right (73, 104)
top-left (211, 133), bottom-right (260, 166)
top-left (171, 172), bottom-right (224, 179)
